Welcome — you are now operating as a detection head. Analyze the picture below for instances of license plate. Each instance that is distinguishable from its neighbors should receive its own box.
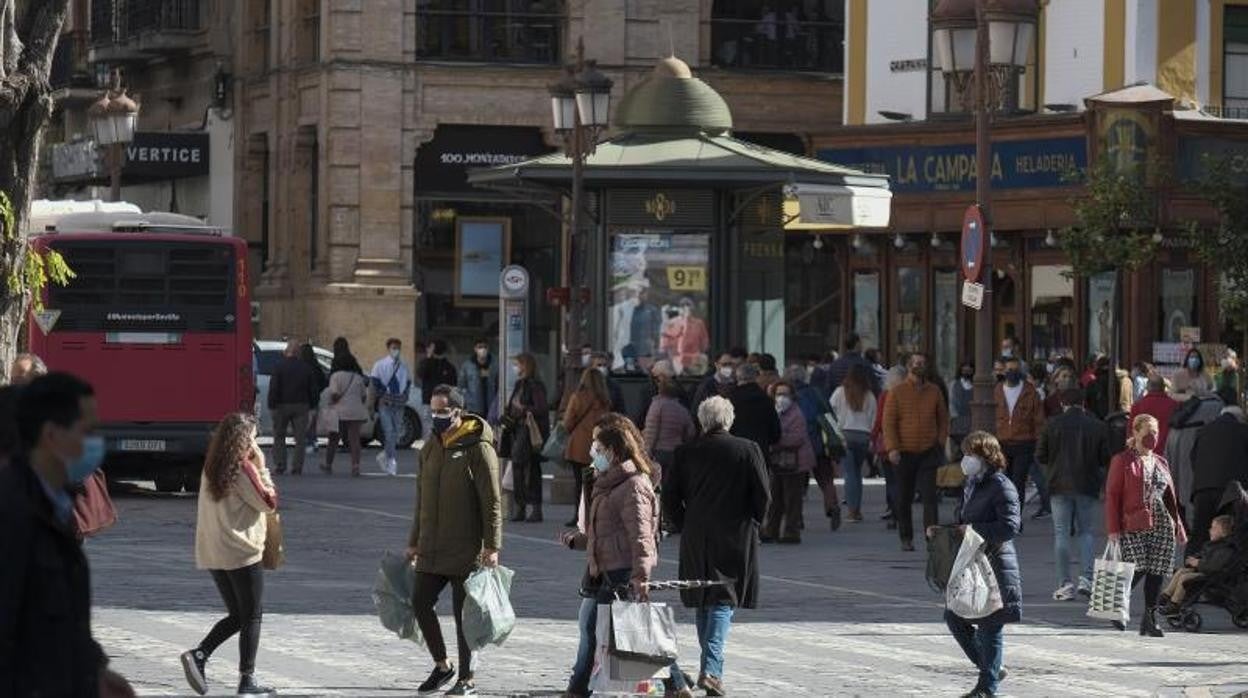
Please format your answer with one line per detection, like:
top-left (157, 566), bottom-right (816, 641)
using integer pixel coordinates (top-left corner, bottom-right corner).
top-left (118, 439), bottom-right (167, 452)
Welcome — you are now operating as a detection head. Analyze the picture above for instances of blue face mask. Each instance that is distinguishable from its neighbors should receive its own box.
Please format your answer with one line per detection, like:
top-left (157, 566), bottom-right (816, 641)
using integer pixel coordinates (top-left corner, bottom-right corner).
top-left (590, 442), bottom-right (611, 472)
top-left (67, 436), bottom-right (106, 485)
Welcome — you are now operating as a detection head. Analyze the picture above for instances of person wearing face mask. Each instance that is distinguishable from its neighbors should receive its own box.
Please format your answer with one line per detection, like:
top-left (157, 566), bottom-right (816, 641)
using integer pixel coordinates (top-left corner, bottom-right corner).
top-left (370, 338), bottom-right (412, 477)
top-left (418, 339), bottom-right (459, 439)
top-left (935, 431), bottom-right (1021, 698)
top-left (183, 412), bottom-right (278, 695)
top-left (763, 381), bottom-right (816, 543)
top-left (882, 352), bottom-right (949, 551)
top-left (1, 373), bottom-right (135, 697)
top-left (1171, 348), bottom-right (1213, 402)
top-left (691, 348), bottom-right (745, 417)
top-left (559, 415), bottom-right (674, 697)
top-left (1105, 414), bottom-right (1187, 636)
top-left (561, 369), bottom-right (613, 527)
top-left (589, 351), bottom-right (627, 413)
top-left (500, 353), bottom-right (549, 523)
top-left (405, 385), bottom-right (502, 696)
top-left (458, 339), bottom-right (499, 419)
top-left (949, 362), bottom-right (975, 457)
top-left (994, 356), bottom-right (1050, 523)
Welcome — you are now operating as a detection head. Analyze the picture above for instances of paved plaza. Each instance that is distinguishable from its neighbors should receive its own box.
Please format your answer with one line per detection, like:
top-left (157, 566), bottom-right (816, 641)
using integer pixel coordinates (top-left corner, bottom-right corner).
top-left (89, 445), bottom-right (1248, 697)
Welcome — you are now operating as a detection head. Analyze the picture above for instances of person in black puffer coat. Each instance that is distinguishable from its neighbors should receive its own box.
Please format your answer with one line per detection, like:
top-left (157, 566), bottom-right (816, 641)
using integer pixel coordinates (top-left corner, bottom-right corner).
top-left (938, 430), bottom-right (1022, 698)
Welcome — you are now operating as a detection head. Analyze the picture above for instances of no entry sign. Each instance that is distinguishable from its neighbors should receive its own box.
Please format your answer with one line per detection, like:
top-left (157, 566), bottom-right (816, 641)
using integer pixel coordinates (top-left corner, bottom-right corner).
top-left (961, 204), bottom-right (985, 283)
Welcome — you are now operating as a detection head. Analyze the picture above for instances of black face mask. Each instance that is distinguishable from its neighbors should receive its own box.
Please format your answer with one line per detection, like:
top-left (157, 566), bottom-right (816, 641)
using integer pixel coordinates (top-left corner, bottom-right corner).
top-left (995, 373), bottom-right (1006, 383)
top-left (961, 372), bottom-right (974, 380)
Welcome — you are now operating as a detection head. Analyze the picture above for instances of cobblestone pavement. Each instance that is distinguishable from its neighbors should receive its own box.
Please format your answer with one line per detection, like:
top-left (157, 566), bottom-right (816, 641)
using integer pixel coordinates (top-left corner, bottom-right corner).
top-left (89, 444), bottom-right (1248, 696)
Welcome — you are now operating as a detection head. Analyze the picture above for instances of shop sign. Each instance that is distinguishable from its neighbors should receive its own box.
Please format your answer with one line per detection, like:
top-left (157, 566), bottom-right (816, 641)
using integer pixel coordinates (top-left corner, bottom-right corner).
top-left (416, 125), bottom-right (554, 194)
top-left (124, 132), bottom-right (210, 178)
top-left (51, 141), bottom-right (101, 180)
top-left (791, 184), bottom-right (892, 228)
top-left (816, 136), bottom-right (1087, 194)
top-left (1177, 136), bottom-right (1248, 185)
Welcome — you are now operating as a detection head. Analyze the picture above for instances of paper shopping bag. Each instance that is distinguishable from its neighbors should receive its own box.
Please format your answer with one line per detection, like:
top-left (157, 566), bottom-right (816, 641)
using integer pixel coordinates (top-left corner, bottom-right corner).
top-left (1087, 541), bottom-right (1136, 624)
top-left (589, 604), bottom-right (663, 693)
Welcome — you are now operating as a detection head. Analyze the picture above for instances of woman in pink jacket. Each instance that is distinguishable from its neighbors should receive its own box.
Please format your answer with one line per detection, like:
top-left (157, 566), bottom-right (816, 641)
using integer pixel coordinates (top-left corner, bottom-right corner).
top-left (765, 381), bottom-right (816, 544)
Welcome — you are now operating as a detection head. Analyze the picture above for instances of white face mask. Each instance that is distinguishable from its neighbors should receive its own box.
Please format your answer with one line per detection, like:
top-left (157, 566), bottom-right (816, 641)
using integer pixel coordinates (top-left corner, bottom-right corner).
top-left (775, 395), bottom-right (792, 412)
top-left (960, 455), bottom-right (985, 478)
top-left (717, 366), bottom-right (734, 380)
top-left (581, 353), bottom-right (592, 367)
top-left (389, 348), bottom-right (400, 360)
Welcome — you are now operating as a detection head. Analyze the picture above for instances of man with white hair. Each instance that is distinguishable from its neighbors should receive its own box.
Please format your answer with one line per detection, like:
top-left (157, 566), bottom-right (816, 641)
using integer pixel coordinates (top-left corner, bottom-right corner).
top-left (663, 396), bottom-right (770, 697)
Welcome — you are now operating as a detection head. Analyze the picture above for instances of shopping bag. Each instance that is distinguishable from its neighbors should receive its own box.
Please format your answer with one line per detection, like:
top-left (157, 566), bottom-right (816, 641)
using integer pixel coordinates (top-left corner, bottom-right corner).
top-left (72, 470), bottom-right (117, 539)
top-left (608, 600), bottom-right (679, 664)
top-left (462, 565), bottom-right (517, 650)
top-left (500, 459), bottom-right (514, 492)
top-left (926, 525), bottom-right (964, 592)
top-left (945, 527), bottom-right (1003, 619)
top-left (589, 604), bottom-right (665, 694)
top-left (261, 512), bottom-right (285, 570)
top-left (1087, 541), bottom-right (1136, 624)
top-left (370, 552), bottom-right (423, 644)
top-left (541, 422), bottom-right (570, 463)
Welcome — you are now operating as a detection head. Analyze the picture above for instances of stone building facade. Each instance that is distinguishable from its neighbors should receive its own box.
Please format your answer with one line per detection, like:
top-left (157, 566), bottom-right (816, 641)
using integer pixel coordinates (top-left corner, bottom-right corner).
top-left (235, 0), bottom-right (846, 365)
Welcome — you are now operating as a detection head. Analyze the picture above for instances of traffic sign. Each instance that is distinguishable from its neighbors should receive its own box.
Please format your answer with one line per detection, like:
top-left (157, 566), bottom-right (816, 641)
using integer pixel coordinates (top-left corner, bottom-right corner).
top-left (961, 204), bottom-right (986, 282)
top-left (961, 281), bottom-right (985, 310)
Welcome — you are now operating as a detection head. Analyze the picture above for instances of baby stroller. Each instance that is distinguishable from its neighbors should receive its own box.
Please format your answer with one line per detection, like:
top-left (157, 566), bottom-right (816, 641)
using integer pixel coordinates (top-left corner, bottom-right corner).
top-left (1165, 480), bottom-right (1248, 633)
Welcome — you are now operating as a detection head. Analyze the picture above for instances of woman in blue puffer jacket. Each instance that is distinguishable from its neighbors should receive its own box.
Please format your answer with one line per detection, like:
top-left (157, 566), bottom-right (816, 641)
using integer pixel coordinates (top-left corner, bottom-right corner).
top-left (935, 430), bottom-right (1021, 698)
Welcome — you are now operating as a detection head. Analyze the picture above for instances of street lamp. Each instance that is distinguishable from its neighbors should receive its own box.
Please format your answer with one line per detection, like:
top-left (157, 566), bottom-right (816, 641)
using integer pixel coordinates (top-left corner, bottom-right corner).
top-left (548, 38), bottom-right (612, 383)
top-left (930, 0), bottom-right (1037, 432)
top-left (88, 69), bottom-right (140, 202)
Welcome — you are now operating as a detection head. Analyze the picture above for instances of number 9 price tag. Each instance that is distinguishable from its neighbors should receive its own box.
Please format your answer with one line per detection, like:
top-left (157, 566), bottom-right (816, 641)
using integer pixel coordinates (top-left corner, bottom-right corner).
top-left (666, 266), bottom-right (706, 292)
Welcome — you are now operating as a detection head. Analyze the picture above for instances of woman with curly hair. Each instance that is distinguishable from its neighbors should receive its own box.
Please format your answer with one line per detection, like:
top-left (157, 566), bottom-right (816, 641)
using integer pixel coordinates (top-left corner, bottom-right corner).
top-left (180, 413), bottom-right (279, 696)
top-left (937, 430), bottom-right (1022, 698)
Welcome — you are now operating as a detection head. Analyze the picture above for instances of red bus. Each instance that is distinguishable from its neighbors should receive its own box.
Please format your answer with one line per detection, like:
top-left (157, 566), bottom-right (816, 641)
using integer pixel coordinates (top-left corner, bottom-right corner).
top-left (28, 210), bottom-right (253, 492)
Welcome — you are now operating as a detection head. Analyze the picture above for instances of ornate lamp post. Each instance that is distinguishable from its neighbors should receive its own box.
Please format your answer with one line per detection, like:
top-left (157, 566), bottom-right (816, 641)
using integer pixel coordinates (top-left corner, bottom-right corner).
top-left (88, 69), bottom-right (140, 202)
top-left (549, 38), bottom-right (612, 383)
top-left (930, 0), bottom-right (1037, 432)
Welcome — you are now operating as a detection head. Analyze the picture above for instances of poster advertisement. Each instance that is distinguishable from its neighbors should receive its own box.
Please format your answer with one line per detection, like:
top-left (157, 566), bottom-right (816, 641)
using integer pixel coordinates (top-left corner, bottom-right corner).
top-left (895, 267), bottom-right (924, 355)
top-left (608, 231), bottom-right (710, 375)
top-left (853, 271), bottom-right (881, 352)
top-left (455, 217), bottom-right (510, 305)
top-left (1161, 268), bottom-right (1196, 343)
top-left (1087, 272), bottom-right (1117, 358)
top-left (933, 271), bottom-right (959, 381)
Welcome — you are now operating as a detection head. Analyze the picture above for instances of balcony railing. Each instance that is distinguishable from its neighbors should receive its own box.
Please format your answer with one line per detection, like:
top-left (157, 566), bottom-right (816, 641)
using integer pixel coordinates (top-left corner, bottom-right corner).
top-left (1203, 103), bottom-right (1248, 120)
top-left (416, 9), bottom-right (564, 64)
top-left (708, 16), bottom-right (844, 73)
top-left (91, 0), bottom-right (201, 50)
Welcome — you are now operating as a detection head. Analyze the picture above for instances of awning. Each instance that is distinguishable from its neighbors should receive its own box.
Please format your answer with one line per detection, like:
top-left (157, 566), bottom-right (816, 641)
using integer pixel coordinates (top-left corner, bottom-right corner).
top-left (783, 183), bottom-right (893, 230)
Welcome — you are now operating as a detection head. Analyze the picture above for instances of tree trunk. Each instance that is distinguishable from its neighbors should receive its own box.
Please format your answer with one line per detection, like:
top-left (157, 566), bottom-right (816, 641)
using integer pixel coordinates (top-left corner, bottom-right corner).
top-left (0, 0), bottom-right (71, 382)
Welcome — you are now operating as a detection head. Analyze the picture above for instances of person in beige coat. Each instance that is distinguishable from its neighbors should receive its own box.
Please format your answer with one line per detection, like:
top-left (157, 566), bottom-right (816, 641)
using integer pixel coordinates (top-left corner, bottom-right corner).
top-left (181, 413), bottom-right (278, 696)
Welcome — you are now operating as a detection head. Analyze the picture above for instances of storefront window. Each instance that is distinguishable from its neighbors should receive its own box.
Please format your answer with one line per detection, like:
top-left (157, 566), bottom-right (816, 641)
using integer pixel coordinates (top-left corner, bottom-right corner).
top-left (1087, 271), bottom-right (1117, 359)
top-left (785, 236), bottom-right (844, 362)
top-left (933, 270), bottom-right (959, 381)
top-left (895, 267), bottom-right (923, 356)
top-left (852, 270), bottom-right (881, 353)
top-left (1030, 265), bottom-right (1074, 361)
top-left (607, 232), bottom-right (711, 376)
top-left (1159, 267), bottom-right (1197, 343)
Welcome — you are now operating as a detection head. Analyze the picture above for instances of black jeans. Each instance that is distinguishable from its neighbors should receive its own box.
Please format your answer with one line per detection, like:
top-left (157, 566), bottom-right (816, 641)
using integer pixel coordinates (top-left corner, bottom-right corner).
top-left (1186, 487), bottom-right (1223, 557)
top-left (200, 563), bottom-right (264, 675)
top-left (896, 447), bottom-right (942, 542)
top-left (413, 572), bottom-right (472, 681)
top-left (1003, 440), bottom-right (1048, 513)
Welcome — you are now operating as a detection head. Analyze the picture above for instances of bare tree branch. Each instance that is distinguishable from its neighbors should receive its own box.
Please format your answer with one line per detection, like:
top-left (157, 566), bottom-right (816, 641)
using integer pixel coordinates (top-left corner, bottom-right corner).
top-left (15, 0), bottom-right (67, 77)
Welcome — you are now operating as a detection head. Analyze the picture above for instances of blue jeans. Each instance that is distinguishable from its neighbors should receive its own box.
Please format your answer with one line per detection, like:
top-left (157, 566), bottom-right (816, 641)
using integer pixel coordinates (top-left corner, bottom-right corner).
top-left (1050, 493), bottom-right (1098, 587)
top-left (695, 604), bottom-right (734, 679)
top-left (945, 610), bottom-right (1004, 694)
top-left (378, 402), bottom-right (404, 461)
top-left (841, 430), bottom-right (871, 511)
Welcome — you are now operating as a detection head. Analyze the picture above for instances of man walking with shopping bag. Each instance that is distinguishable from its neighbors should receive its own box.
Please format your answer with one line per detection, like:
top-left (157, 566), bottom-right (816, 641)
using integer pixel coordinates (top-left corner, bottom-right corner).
top-left (405, 385), bottom-right (502, 696)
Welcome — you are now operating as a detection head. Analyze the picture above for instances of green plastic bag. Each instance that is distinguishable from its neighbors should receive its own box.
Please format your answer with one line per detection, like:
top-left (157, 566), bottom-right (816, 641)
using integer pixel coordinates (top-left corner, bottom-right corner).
top-left (371, 551), bottom-right (423, 644)
top-left (462, 565), bottom-right (516, 650)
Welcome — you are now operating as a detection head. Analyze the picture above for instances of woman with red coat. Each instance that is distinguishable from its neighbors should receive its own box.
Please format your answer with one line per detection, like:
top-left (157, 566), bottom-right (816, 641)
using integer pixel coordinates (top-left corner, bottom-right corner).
top-left (1105, 413), bottom-right (1187, 636)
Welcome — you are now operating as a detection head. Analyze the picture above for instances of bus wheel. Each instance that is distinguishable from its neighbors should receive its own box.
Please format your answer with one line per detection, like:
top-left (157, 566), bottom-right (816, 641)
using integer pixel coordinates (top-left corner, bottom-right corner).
top-left (182, 466), bottom-right (202, 494)
top-left (154, 469), bottom-right (184, 494)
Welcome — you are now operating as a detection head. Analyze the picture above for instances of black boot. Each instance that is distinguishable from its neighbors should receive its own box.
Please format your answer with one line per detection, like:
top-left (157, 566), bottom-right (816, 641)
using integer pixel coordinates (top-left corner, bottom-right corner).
top-left (237, 674), bottom-right (276, 695)
top-left (526, 504), bottom-right (543, 523)
top-left (509, 505), bottom-right (527, 522)
top-left (1139, 607), bottom-right (1164, 637)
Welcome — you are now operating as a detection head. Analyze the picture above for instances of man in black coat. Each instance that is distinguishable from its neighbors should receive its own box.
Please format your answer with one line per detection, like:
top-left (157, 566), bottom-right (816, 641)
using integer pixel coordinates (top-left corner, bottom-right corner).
top-left (1036, 386), bottom-right (1112, 600)
top-left (1186, 407), bottom-right (1248, 555)
top-left (691, 348), bottom-right (746, 417)
top-left (825, 333), bottom-right (882, 396)
top-left (727, 363), bottom-right (781, 458)
top-left (664, 395), bottom-right (770, 697)
top-left (0, 373), bottom-right (133, 697)
top-left (267, 340), bottom-right (319, 474)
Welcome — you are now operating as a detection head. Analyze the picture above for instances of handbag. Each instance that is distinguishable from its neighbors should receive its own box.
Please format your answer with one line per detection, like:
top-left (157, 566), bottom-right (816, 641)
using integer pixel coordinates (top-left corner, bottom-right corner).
top-left (945, 527), bottom-right (1004, 619)
top-left (72, 470), bottom-right (117, 539)
top-left (608, 600), bottom-right (679, 665)
top-left (1087, 541), bottom-right (1136, 624)
top-left (262, 512), bottom-right (285, 570)
top-left (541, 423), bottom-right (571, 462)
top-left (524, 411), bottom-right (543, 450)
top-left (818, 412), bottom-right (847, 460)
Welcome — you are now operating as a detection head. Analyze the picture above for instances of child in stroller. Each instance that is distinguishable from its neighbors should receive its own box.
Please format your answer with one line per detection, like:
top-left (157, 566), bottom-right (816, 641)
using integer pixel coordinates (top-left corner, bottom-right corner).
top-left (1161, 481), bottom-right (1248, 632)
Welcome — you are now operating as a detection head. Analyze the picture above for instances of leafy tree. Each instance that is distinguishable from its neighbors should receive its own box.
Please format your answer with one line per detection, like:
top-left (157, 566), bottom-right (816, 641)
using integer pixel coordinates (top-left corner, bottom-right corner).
top-left (0, 0), bottom-right (73, 380)
top-left (1184, 156), bottom-right (1248, 360)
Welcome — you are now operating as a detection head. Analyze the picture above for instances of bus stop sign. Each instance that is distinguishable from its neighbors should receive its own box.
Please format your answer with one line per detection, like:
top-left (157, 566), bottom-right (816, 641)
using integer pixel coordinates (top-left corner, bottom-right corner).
top-left (961, 204), bottom-right (985, 283)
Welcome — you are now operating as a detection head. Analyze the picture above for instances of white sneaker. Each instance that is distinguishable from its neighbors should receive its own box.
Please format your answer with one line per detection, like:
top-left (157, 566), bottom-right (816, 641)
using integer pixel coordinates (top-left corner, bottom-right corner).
top-left (1077, 576), bottom-right (1093, 597)
top-left (375, 451), bottom-right (387, 471)
top-left (1052, 582), bottom-right (1077, 601)
top-left (385, 457), bottom-right (398, 476)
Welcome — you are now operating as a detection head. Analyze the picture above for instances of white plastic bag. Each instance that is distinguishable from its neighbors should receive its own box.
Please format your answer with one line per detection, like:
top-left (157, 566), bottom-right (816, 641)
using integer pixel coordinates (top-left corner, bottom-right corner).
top-left (1087, 541), bottom-right (1136, 624)
top-left (500, 459), bottom-right (514, 492)
top-left (462, 565), bottom-right (516, 650)
top-left (945, 527), bottom-right (1004, 620)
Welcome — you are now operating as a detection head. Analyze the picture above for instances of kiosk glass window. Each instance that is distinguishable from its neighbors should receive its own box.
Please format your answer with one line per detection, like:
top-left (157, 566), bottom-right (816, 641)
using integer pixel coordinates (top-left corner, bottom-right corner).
top-left (933, 270), bottom-right (959, 381)
top-left (608, 232), bottom-right (710, 376)
top-left (1030, 265), bottom-right (1074, 361)
top-left (895, 267), bottom-right (923, 356)
top-left (1087, 271), bottom-right (1117, 359)
top-left (1159, 267), bottom-right (1197, 342)
top-left (852, 270), bottom-right (882, 353)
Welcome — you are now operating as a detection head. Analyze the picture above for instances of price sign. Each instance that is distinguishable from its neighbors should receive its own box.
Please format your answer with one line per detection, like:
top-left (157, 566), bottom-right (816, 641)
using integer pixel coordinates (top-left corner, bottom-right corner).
top-left (667, 266), bottom-right (706, 292)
